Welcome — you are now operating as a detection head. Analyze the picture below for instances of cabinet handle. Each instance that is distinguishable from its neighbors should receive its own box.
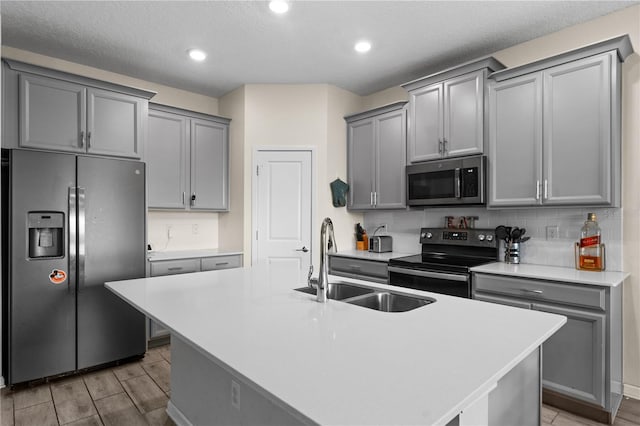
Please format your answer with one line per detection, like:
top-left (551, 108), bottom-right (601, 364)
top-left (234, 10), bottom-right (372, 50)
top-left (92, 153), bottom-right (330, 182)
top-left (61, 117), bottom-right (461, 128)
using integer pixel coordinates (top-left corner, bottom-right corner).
top-left (80, 131), bottom-right (85, 148)
top-left (87, 131), bottom-right (92, 148)
top-left (443, 139), bottom-right (448, 156)
top-left (521, 288), bottom-right (543, 294)
top-left (216, 262), bottom-right (229, 266)
top-left (370, 192), bottom-right (374, 206)
top-left (191, 193), bottom-right (196, 207)
top-left (182, 192), bottom-right (186, 205)
top-left (167, 267), bottom-right (183, 271)
top-left (349, 265), bottom-right (362, 270)
top-left (535, 180), bottom-right (541, 200)
top-left (374, 192), bottom-right (377, 206)
top-left (438, 139), bottom-right (443, 154)
top-left (544, 180), bottom-right (548, 200)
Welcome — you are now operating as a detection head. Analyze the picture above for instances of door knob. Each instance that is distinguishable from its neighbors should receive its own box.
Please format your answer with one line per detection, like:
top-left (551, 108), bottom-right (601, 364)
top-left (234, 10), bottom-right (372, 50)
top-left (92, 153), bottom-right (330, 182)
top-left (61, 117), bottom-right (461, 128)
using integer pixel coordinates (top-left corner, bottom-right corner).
top-left (296, 246), bottom-right (309, 253)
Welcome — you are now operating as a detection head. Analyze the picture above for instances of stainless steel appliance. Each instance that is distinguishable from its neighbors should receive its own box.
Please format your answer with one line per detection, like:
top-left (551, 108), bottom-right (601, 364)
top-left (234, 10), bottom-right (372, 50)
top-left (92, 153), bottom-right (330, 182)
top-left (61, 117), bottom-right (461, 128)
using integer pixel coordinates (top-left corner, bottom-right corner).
top-left (406, 155), bottom-right (486, 206)
top-left (388, 228), bottom-right (497, 298)
top-left (1, 149), bottom-right (146, 385)
top-left (369, 235), bottom-right (392, 253)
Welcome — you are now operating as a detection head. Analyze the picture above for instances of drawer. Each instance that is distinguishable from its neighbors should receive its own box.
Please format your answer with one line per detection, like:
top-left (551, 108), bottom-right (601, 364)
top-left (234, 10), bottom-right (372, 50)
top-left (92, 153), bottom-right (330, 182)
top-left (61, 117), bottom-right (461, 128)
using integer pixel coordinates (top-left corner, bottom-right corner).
top-left (150, 258), bottom-right (200, 276)
top-left (473, 273), bottom-right (606, 310)
top-left (201, 254), bottom-right (242, 271)
top-left (329, 256), bottom-right (388, 280)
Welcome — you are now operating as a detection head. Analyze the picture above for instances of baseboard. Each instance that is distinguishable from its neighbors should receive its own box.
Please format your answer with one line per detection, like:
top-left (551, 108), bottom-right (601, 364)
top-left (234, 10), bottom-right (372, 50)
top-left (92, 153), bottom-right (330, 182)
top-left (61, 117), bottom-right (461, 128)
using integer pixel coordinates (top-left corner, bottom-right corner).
top-left (543, 389), bottom-right (612, 424)
top-left (624, 383), bottom-right (640, 400)
top-left (166, 401), bottom-right (192, 426)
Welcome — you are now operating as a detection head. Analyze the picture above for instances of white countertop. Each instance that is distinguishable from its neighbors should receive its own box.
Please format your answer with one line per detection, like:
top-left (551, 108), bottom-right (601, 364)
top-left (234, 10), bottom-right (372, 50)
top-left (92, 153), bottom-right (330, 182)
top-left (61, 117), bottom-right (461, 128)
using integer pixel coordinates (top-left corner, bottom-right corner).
top-left (106, 264), bottom-right (565, 425)
top-left (330, 249), bottom-right (412, 262)
top-left (147, 248), bottom-right (243, 262)
top-left (471, 262), bottom-right (629, 287)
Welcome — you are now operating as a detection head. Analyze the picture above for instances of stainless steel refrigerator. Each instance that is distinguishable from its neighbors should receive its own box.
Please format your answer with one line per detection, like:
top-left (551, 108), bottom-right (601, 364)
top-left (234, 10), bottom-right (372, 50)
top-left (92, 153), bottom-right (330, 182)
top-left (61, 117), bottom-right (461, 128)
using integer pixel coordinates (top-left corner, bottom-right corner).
top-left (2, 149), bottom-right (146, 385)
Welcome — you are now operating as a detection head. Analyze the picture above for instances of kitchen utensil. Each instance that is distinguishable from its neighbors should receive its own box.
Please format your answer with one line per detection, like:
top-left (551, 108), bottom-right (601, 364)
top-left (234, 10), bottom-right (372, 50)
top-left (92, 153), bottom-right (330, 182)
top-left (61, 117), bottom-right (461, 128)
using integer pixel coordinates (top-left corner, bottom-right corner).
top-left (511, 227), bottom-right (522, 242)
top-left (495, 226), bottom-right (508, 241)
top-left (519, 236), bottom-right (530, 243)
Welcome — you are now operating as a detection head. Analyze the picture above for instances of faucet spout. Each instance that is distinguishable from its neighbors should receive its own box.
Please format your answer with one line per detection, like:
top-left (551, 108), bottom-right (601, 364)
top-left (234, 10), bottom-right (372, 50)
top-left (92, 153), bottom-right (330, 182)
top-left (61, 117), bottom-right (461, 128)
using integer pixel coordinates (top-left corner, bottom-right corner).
top-left (307, 217), bottom-right (336, 302)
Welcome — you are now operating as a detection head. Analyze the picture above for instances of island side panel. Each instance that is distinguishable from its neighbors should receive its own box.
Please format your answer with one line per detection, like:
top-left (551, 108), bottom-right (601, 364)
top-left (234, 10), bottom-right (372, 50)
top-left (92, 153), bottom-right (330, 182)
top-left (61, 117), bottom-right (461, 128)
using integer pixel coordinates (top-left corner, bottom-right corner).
top-left (169, 335), bottom-right (313, 426)
top-left (488, 347), bottom-right (541, 426)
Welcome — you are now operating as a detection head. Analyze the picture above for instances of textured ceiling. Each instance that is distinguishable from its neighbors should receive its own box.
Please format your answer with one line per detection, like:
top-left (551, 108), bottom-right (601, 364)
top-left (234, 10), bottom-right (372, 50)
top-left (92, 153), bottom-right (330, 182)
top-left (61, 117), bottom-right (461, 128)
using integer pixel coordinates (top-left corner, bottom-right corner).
top-left (1, 1), bottom-right (637, 97)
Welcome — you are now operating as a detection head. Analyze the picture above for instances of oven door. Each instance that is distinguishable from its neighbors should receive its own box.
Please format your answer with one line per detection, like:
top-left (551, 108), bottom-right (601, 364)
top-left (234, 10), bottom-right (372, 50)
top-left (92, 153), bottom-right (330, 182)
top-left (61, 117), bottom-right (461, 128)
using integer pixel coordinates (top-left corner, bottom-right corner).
top-left (387, 266), bottom-right (471, 298)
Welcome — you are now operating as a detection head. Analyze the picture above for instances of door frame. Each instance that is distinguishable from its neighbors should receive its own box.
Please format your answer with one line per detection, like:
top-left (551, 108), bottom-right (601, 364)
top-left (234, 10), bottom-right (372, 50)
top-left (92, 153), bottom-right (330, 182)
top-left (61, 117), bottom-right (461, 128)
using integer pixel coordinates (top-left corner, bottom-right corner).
top-left (251, 147), bottom-right (316, 266)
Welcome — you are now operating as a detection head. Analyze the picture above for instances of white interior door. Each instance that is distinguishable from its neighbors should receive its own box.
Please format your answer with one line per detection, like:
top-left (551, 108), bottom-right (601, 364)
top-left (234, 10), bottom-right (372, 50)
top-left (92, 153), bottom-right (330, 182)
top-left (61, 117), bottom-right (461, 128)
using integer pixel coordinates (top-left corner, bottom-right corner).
top-left (254, 150), bottom-right (312, 270)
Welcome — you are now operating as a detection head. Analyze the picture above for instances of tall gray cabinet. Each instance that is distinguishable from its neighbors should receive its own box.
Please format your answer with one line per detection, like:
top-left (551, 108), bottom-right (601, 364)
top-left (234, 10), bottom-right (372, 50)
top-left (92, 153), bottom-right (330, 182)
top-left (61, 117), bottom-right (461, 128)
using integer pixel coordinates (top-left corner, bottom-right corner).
top-left (402, 57), bottom-right (504, 163)
top-left (488, 36), bottom-right (632, 207)
top-left (346, 102), bottom-right (407, 210)
top-left (146, 104), bottom-right (230, 211)
top-left (2, 59), bottom-right (154, 159)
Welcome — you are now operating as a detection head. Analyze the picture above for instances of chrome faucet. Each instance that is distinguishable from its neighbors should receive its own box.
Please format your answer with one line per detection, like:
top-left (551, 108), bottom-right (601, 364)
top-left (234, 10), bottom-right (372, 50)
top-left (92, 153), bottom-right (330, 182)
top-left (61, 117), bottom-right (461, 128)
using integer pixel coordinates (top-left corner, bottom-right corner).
top-left (308, 217), bottom-right (337, 302)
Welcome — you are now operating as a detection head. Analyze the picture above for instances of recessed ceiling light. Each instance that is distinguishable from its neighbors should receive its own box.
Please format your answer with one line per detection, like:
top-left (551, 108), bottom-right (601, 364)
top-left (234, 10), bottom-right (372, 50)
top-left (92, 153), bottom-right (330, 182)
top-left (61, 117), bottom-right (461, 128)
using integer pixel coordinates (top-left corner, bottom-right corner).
top-left (354, 41), bottom-right (372, 53)
top-left (188, 49), bottom-right (207, 62)
top-left (269, 1), bottom-right (289, 14)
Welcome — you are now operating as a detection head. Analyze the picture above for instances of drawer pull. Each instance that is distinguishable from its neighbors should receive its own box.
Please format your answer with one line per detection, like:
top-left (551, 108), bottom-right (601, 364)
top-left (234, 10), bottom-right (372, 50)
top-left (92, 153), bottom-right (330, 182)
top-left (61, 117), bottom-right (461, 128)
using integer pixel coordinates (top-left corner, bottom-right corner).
top-left (216, 262), bottom-right (229, 266)
top-left (167, 267), bottom-right (183, 271)
top-left (521, 288), bottom-right (543, 294)
top-left (349, 265), bottom-right (362, 270)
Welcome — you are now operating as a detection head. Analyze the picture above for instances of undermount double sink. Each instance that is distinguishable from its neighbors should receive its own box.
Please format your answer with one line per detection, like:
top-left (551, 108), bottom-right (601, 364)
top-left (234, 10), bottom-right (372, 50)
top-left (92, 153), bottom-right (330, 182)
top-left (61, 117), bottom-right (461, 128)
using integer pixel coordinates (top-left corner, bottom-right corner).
top-left (295, 282), bottom-right (434, 312)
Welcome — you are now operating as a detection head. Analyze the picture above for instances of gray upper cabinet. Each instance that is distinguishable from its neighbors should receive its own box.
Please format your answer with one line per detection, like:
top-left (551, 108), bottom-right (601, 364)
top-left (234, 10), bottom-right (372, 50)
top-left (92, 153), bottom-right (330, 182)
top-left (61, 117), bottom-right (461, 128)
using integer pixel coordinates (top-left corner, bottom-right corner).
top-left (346, 102), bottom-right (407, 210)
top-left (488, 36), bottom-right (632, 207)
top-left (3, 59), bottom-right (154, 159)
top-left (146, 104), bottom-right (230, 211)
top-left (403, 58), bottom-right (504, 163)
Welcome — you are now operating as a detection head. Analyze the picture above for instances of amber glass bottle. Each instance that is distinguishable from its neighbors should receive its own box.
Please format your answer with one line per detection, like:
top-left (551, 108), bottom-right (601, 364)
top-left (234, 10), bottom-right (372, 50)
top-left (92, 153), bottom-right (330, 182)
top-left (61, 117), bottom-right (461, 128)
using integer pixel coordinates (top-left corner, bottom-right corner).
top-left (579, 213), bottom-right (603, 270)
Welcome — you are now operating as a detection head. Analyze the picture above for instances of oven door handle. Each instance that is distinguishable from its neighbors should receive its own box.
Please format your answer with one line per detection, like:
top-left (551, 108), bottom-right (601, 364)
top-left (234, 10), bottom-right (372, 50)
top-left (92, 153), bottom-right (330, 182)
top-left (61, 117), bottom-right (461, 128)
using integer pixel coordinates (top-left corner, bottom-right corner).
top-left (388, 266), bottom-right (469, 282)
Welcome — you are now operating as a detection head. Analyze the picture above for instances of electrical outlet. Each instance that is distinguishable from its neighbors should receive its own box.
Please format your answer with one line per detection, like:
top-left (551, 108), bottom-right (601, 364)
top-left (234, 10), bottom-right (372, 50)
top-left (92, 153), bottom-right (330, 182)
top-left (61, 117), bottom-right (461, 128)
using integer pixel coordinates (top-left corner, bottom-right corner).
top-left (546, 225), bottom-right (559, 240)
top-left (167, 225), bottom-right (173, 239)
top-left (231, 380), bottom-right (241, 409)
top-left (192, 224), bottom-right (199, 235)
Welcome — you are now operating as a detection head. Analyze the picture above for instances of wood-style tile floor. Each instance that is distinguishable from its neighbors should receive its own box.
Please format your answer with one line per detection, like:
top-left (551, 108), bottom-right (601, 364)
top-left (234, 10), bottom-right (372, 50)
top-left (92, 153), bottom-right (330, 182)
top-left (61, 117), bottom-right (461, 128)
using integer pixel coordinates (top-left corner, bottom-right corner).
top-left (1, 342), bottom-right (639, 426)
top-left (0, 344), bottom-right (174, 426)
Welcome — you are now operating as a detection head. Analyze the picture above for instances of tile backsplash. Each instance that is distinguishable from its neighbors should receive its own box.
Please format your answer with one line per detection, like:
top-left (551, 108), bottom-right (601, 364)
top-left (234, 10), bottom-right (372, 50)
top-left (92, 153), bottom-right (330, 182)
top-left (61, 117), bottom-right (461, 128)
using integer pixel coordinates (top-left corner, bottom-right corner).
top-left (363, 207), bottom-right (622, 271)
top-left (148, 211), bottom-right (219, 251)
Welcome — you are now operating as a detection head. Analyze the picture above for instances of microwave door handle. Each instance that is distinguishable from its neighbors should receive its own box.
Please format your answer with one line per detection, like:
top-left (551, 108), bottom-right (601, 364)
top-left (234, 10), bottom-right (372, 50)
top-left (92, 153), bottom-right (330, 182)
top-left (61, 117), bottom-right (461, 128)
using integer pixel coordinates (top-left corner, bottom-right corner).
top-left (454, 168), bottom-right (461, 198)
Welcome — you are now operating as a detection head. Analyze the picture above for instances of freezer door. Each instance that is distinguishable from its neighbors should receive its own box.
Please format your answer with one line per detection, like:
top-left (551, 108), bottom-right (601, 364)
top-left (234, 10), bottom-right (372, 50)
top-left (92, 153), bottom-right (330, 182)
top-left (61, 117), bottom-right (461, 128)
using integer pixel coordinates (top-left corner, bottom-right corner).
top-left (7, 150), bottom-right (77, 384)
top-left (76, 156), bottom-right (146, 369)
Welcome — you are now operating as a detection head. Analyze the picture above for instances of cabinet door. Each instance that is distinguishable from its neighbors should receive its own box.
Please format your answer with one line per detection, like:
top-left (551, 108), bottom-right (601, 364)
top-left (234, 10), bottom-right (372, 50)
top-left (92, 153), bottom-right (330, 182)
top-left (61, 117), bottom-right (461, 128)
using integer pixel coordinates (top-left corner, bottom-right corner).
top-left (374, 108), bottom-right (406, 209)
top-left (444, 70), bottom-right (484, 158)
top-left (87, 88), bottom-right (144, 158)
top-left (408, 83), bottom-right (443, 162)
top-left (190, 118), bottom-right (229, 211)
top-left (488, 74), bottom-right (543, 207)
top-left (347, 118), bottom-right (375, 209)
top-left (147, 109), bottom-right (189, 209)
top-left (19, 74), bottom-right (86, 153)
top-left (533, 302), bottom-right (606, 407)
top-left (543, 52), bottom-right (612, 205)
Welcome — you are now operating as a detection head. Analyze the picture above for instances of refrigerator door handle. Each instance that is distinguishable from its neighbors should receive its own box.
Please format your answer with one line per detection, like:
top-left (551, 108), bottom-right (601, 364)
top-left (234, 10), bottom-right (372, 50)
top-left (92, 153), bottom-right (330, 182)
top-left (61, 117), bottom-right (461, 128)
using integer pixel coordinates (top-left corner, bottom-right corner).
top-left (68, 186), bottom-right (77, 294)
top-left (78, 187), bottom-right (86, 292)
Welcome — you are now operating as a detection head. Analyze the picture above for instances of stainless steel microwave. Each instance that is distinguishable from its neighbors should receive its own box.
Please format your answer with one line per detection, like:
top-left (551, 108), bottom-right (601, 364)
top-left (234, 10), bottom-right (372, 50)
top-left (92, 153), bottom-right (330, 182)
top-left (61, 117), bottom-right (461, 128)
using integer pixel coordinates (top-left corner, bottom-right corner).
top-left (406, 155), bottom-right (486, 206)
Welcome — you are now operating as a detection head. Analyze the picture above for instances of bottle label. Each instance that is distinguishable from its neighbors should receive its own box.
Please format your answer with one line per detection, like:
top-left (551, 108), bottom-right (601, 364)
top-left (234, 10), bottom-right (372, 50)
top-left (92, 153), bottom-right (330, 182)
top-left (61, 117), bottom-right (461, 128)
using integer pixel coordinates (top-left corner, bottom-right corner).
top-left (580, 235), bottom-right (600, 248)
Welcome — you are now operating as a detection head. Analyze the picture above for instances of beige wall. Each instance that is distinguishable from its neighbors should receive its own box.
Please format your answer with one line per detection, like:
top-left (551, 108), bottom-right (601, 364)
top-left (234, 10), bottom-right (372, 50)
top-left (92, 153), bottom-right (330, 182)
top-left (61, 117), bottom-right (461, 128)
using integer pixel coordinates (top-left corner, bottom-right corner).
top-left (224, 84), bottom-right (363, 266)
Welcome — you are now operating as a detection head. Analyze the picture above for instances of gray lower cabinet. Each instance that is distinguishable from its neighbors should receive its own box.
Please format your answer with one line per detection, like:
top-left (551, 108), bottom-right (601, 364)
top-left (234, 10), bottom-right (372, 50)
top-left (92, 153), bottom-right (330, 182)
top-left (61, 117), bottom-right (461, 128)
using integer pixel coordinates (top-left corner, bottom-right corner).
top-left (328, 255), bottom-right (388, 284)
top-left (147, 104), bottom-right (230, 211)
top-left (148, 253), bottom-right (243, 341)
top-left (473, 273), bottom-right (622, 423)
top-left (2, 59), bottom-right (153, 158)
top-left (346, 102), bottom-right (407, 210)
top-left (488, 36), bottom-right (632, 207)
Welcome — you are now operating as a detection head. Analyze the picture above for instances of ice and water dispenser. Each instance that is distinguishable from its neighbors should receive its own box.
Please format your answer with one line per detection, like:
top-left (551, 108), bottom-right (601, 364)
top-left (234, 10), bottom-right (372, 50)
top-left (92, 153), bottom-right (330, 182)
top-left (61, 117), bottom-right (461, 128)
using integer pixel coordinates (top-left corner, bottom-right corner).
top-left (28, 212), bottom-right (64, 258)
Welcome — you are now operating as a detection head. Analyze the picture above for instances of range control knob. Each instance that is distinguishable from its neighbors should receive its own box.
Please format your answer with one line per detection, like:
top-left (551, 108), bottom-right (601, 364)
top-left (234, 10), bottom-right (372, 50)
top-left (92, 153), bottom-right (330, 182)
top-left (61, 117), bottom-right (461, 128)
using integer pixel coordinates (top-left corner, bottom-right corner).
top-left (486, 235), bottom-right (494, 242)
top-left (424, 232), bottom-right (433, 239)
top-left (478, 234), bottom-right (486, 241)
top-left (420, 232), bottom-right (427, 239)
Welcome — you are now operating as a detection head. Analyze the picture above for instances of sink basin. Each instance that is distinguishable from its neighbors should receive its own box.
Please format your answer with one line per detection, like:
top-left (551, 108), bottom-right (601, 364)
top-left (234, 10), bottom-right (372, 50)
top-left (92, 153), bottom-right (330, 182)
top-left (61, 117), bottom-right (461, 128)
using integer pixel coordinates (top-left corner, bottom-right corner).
top-left (294, 283), bottom-right (376, 300)
top-left (346, 292), bottom-right (434, 312)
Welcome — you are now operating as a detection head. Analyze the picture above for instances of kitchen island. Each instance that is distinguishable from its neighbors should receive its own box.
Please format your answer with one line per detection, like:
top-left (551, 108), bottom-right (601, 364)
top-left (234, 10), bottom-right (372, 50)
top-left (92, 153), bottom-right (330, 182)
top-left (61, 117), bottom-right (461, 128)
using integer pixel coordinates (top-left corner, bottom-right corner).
top-left (106, 263), bottom-right (566, 425)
